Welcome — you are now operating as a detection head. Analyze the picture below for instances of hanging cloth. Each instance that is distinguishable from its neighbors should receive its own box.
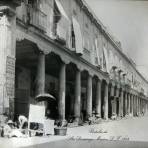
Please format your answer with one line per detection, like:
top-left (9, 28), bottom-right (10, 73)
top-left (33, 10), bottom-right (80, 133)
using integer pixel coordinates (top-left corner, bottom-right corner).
top-left (54, 0), bottom-right (70, 41)
top-left (72, 17), bottom-right (83, 55)
top-left (55, 0), bottom-right (69, 20)
top-left (103, 47), bottom-right (109, 73)
top-left (95, 38), bottom-right (100, 66)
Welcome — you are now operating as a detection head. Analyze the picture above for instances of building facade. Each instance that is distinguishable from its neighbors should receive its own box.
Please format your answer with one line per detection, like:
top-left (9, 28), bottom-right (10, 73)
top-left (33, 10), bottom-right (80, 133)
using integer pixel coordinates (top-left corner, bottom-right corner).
top-left (0, 0), bottom-right (148, 123)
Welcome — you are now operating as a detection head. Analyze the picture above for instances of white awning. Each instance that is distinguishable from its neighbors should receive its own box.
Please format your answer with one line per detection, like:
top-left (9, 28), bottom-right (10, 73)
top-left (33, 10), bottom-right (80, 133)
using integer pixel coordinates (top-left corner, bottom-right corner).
top-left (72, 17), bottom-right (83, 55)
top-left (55, 0), bottom-right (69, 20)
top-left (103, 47), bottom-right (109, 73)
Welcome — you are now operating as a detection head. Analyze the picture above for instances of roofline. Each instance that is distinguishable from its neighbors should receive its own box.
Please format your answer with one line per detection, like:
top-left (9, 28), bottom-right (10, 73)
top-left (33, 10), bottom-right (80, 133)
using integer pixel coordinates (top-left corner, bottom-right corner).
top-left (75, 0), bottom-right (148, 84)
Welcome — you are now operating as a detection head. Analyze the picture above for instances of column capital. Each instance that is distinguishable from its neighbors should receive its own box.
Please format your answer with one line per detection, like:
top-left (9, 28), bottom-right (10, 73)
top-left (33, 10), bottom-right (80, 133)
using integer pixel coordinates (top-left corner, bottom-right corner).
top-left (88, 71), bottom-right (94, 77)
top-left (36, 50), bottom-right (46, 55)
top-left (37, 43), bottom-right (52, 55)
top-left (110, 80), bottom-right (115, 87)
top-left (96, 78), bottom-right (102, 84)
top-left (76, 65), bottom-right (82, 72)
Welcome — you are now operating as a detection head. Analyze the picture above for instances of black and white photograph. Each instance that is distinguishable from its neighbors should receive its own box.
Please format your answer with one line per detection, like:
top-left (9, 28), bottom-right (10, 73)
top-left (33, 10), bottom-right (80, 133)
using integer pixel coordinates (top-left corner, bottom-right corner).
top-left (0, 0), bottom-right (148, 147)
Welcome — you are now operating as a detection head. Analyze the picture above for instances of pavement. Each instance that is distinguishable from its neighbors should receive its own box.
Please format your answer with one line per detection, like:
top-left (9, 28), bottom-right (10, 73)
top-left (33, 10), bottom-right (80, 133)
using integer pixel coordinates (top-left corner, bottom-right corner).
top-left (1, 116), bottom-right (148, 148)
top-left (68, 116), bottom-right (148, 141)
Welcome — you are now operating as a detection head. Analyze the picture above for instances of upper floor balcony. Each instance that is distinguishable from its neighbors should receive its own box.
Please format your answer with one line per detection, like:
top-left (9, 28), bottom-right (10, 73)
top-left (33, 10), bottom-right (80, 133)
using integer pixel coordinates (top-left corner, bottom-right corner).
top-left (52, 17), bottom-right (68, 46)
top-left (16, 2), bottom-right (47, 32)
top-left (28, 6), bottom-right (47, 32)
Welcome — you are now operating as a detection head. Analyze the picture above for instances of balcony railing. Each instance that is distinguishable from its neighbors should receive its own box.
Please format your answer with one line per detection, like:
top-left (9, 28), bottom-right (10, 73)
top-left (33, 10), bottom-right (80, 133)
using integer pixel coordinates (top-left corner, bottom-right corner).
top-left (28, 6), bottom-right (47, 32)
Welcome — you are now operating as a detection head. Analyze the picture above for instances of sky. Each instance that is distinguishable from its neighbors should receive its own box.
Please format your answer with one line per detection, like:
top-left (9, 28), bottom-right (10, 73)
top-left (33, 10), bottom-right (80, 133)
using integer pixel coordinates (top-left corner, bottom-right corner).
top-left (85, 0), bottom-right (148, 80)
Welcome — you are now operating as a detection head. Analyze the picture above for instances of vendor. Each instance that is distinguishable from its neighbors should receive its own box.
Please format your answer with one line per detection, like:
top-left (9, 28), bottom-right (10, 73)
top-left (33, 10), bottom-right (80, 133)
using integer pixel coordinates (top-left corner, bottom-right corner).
top-left (18, 115), bottom-right (28, 129)
top-left (7, 120), bottom-right (15, 129)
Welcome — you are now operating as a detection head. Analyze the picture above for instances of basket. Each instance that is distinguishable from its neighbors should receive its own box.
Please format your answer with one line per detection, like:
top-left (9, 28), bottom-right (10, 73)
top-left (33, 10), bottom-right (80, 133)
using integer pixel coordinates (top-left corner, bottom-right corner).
top-left (54, 127), bottom-right (67, 136)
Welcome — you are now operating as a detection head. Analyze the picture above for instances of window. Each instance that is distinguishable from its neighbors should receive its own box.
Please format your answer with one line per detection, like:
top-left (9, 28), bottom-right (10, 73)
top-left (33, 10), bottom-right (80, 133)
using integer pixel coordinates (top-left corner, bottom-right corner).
top-left (71, 24), bottom-right (75, 49)
top-left (83, 31), bottom-right (90, 50)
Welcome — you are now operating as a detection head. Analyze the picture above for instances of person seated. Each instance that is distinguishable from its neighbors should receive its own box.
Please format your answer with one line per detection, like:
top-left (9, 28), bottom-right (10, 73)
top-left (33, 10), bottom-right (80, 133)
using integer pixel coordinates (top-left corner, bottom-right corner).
top-left (7, 120), bottom-right (15, 129)
top-left (18, 115), bottom-right (28, 129)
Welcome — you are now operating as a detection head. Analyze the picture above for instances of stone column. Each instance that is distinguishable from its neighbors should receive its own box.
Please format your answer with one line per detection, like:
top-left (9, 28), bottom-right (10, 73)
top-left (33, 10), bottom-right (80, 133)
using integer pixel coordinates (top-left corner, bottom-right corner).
top-left (127, 93), bottom-right (130, 115)
top-left (132, 95), bottom-right (134, 116)
top-left (140, 98), bottom-right (142, 115)
top-left (133, 95), bottom-right (135, 116)
top-left (142, 99), bottom-right (144, 115)
top-left (0, 7), bottom-right (16, 117)
top-left (95, 79), bottom-right (101, 117)
top-left (129, 94), bottom-right (131, 114)
top-left (115, 87), bottom-right (120, 116)
top-left (144, 100), bottom-right (146, 114)
top-left (35, 53), bottom-right (45, 96)
top-left (104, 83), bottom-right (109, 120)
top-left (125, 92), bottom-right (128, 115)
top-left (145, 100), bottom-right (147, 115)
top-left (74, 69), bottom-right (81, 122)
top-left (138, 97), bottom-right (140, 116)
top-left (119, 89), bottom-right (124, 117)
top-left (136, 96), bottom-right (138, 116)
top-left (143, 100), bottom-right (146, 115)
top-left (135, 96), bottom-right (140, 116)
top-left (146, 101), bottom-right (148, 115)
top-left (135, 96), bottom-right (137, 116)
top-left (144, 100), bottom-right (146, 115)
top-left (110, 85), bottom-right (115, 117)
top-left (137, 96), bottom-right (141, 115)
top-left (86, 74), bottom-right (92, 118)
top-left (146, 100), bottom-right (148, 115)
top-left (58, 62), bottom-right (66, 120)
top-left (130, 94), bottom-right (133, 115)
top-left (113, 97), bottom-right (117, 115)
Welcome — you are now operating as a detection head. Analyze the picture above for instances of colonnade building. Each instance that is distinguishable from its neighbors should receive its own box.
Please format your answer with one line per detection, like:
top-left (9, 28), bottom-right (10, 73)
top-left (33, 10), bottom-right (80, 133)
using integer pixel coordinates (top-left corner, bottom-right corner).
top-left (0, 0), bottom-right (148, 123)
